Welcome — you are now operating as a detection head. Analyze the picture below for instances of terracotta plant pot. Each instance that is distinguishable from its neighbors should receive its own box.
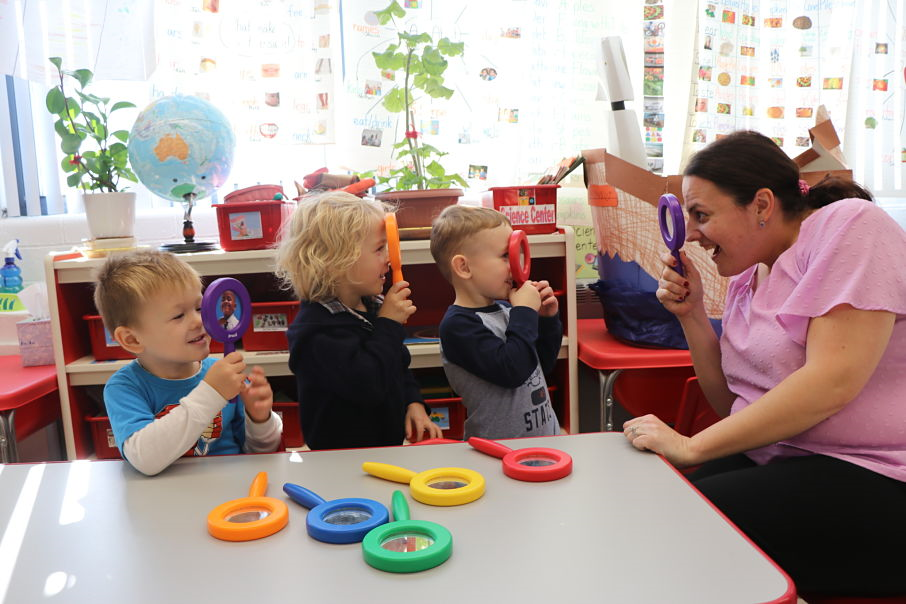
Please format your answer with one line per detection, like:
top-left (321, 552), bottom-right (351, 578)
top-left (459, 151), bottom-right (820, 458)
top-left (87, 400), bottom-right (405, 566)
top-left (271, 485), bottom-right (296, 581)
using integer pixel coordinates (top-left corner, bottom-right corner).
top-left (375, 189), bottom-right (463, 236)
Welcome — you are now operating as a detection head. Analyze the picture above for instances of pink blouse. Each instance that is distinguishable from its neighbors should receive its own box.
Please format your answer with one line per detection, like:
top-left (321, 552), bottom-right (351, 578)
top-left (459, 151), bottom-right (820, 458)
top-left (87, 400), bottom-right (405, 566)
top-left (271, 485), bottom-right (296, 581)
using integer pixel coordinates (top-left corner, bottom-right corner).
top-left (721, 198), bottom-right (906, 481)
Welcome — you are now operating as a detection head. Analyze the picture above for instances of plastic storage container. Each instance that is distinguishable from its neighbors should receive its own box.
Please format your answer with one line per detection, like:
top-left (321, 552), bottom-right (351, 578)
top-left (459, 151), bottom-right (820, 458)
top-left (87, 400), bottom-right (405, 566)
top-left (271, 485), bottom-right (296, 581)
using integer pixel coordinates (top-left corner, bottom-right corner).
top-left (273, 401), bottom-right (304, 448)
top-left (215, 200), bottom-right (294, 251)
top-left (87, 415), bottom-right (120, 459)
top-left (84, 315), bottom-right (135, 361)
top-left (224, 184), bottom-right (284, 204)
top-left (243, 301), bottom-right (300, 351)
top-left (481, 185), bottom-right (559, 234)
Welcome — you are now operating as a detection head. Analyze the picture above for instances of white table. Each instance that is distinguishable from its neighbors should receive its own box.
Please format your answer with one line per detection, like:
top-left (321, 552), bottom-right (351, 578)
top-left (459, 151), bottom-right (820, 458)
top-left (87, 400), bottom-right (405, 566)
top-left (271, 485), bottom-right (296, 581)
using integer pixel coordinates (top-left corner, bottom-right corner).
top-left (0, 433), bottom-right (795, 603)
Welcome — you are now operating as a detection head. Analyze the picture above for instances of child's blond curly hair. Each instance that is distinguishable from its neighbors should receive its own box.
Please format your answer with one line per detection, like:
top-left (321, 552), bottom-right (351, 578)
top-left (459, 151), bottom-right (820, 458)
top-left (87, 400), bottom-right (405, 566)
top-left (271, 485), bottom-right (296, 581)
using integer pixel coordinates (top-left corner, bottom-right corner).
top-left (429, 204), bottom-right (511, 282)
top-left (275, 192), bottom-right (390, 301)
top-left (93, 250), bottom-right (202, 332)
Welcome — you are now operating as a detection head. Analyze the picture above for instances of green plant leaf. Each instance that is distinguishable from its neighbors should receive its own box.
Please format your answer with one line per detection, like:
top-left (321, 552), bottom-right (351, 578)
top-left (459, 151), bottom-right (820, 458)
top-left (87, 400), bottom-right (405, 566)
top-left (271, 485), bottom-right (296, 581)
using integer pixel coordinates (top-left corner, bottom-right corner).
top-left (66, 173), bottom-right (82, 187)
top-left (381, 87), bottom-right (406, 113)
top-left (76, 90), bottom-right (102, 105)
top-left (422, 78), bottom-right (454, 99)
top-left (421, 47), bottom-right (447, 76)
top-left (374, 0), bottom-right (405, 24)
top-left (112, 130), bottom-right (129, 142)
top-left (425, 160), bottom-right (446, 178)
top-left (71, 69), bottom-right (93, 88)
top-left (48, 57), bottom-right (63, 70)
top-left (46, 87), bottom-right (65, 114)
top-left (61, 156), bottom-right (77, 173)
top-left (437, 38), bottom-right (464, 57)
top-left (53, 119), bottom-right (71, 138)
top-left (399, 32), bottom-right (431, 45)
top-left (449, 173), bottom-right (468, 188)
top-left (372, 47), bottom-right (407, 71)
top-left (110, 101), bottom-right (136, 112)
top-left (63, 98), bottom-right (81, 119)
top-left (60, 133), bottom-right (82, 154)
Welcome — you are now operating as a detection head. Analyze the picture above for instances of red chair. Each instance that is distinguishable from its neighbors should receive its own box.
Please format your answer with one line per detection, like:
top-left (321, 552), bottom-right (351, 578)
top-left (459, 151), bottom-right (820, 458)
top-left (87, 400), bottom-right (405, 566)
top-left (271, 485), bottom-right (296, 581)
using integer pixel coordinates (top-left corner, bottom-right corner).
top-left (674, 377), bottom-right (721, 437)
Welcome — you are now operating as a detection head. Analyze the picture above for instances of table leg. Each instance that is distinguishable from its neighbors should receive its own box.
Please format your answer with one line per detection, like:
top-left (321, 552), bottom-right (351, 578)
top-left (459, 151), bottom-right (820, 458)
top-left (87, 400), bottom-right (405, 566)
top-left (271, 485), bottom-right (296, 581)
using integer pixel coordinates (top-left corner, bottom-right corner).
top-left (0, 410), bottom-right (19, 464)
top-left (598, 369), bottom-right (623, 432)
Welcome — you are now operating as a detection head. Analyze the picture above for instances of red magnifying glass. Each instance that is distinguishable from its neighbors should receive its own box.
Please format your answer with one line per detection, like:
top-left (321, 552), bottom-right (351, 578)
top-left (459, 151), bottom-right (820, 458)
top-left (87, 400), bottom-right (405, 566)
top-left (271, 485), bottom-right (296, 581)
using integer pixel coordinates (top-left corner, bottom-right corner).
top-left (468, 437), bottom-right (573, 482)
top-left (385, 214), bottom-right (404, 284)
top-left (508, 230), bottom-right (531, 287)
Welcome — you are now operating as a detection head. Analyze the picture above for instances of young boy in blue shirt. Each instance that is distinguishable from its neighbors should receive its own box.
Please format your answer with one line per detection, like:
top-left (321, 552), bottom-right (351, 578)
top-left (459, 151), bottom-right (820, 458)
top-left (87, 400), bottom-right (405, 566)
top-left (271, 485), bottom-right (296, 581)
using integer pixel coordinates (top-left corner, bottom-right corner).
top-left (430, 205), bottom-right (562, 439)
top-left (96, 250), bottom-right (282, 475)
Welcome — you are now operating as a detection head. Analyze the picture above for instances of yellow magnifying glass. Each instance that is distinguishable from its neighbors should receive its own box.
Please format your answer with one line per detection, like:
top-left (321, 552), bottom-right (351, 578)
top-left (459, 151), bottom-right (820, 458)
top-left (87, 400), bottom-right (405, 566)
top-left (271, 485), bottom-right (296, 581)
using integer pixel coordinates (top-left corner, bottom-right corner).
top-left (207, 472), bottom-right (289, 541)
top-left (362, 462), bottom-right (485, 506)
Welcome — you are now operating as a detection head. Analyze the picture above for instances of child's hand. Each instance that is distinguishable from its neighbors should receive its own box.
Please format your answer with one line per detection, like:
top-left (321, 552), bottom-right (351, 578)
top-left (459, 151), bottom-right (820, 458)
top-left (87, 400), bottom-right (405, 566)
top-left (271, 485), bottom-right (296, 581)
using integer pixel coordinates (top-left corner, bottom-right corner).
top-left (204, 351), bottom-right (247, 400)
top-left (534, 279), bottom-right (559, 317)
top-left (509, 280), bottom-right (541, 311)
top-left (405, 403), bottom-right (444, 442)
top-left (379, 280), bottom-right (417, 324)
top-left (240, 366), bottom-right (273, 423)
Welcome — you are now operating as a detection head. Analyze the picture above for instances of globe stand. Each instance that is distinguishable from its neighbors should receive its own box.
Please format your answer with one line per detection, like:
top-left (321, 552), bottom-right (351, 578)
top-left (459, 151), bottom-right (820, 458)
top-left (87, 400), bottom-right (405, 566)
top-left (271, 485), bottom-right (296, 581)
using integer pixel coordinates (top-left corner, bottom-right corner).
top-left (160, 193), bottom-right (218, 253)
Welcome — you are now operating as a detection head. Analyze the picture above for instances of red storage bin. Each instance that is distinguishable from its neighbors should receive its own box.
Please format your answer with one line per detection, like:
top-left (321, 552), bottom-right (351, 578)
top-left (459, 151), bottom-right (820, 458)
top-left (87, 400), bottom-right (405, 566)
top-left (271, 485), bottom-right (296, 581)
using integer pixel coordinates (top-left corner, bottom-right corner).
top-left (273, 401), bottom-right (304, 448)
top-left (481, 185), bottom-right (559, 234)
top-left (84, 314), bottom-right (135, 361)
top-left (215, 200), bottom-right (294, 251)
top-left (424, 398), bottom-right (465, 440)
top-left (86, 415), bottom-right (121, 459)
top-left (243, 301), bottom-right (300, 351)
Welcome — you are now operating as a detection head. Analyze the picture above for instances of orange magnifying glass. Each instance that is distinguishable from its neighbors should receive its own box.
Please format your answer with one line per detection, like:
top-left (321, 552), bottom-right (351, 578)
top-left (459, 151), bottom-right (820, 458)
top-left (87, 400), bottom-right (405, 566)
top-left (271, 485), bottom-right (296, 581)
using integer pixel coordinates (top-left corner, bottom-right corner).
top-left (207, 472), bottom-right (289, 541)
top-left (385, 214), bottom-right (404, 284)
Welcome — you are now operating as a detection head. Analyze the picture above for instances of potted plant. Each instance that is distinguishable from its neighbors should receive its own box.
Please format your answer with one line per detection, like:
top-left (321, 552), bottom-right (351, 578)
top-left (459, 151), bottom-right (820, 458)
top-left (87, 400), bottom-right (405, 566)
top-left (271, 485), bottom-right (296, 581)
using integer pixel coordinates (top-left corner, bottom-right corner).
top-left (45, 57), bottom-right (138, 239)
top-left (366, 1), bottom-right (468, 233)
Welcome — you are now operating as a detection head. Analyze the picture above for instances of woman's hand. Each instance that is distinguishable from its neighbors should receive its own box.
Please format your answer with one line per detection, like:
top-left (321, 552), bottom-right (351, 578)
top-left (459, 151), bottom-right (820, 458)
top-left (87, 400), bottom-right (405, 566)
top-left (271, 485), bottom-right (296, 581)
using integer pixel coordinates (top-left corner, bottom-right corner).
top-left (405, 403), bottom-right (444, 442)
top-left (623, 414), bottom-right (699, 467)
top-left (656, 250), bottom-right (704, 318)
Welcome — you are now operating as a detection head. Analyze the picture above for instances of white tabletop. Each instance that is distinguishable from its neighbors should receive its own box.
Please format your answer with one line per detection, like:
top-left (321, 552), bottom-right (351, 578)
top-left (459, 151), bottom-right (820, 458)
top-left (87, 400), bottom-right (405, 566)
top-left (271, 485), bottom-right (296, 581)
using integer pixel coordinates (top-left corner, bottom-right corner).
top-left (0, 433), bottom-right (795, 604)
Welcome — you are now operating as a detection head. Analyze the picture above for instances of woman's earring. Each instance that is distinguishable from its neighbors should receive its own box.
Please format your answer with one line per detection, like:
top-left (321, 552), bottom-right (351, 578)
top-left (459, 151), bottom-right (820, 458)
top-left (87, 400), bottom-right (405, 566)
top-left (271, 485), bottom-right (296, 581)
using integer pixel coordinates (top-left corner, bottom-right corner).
top-left (759, 220), bottom-right (766, 228)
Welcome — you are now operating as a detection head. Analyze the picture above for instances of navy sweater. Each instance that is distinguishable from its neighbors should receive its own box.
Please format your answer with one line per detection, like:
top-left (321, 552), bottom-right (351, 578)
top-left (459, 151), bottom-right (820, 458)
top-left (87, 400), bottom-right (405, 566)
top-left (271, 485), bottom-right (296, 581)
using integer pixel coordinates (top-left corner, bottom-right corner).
top-left (287, 299), bottom-right (425, 450)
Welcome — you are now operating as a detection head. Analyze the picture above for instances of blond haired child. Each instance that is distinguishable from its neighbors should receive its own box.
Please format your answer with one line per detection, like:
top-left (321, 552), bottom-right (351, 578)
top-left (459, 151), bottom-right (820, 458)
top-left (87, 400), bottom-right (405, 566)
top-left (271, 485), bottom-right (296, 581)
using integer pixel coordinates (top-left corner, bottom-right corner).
top-left (96, 250), bottom-right (282, 476)
top-left (430, 205), bottom-right (561, 439)
top-left (275, 192), bottom-right (442, 449)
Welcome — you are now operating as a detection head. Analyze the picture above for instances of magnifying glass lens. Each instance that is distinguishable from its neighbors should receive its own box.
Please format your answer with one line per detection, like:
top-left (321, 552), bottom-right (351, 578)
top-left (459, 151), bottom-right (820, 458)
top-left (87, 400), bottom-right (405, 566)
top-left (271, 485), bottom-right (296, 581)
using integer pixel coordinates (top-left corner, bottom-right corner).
top-left (381, 532), bottom-right (435, 552)
top-left (427, 477), bottom-right (468, 490)
top-left (323, 507), bottom-right (373, 525)
top-left (226, 507), bottom-right (271, 523)
top-left (518, 456), bottom-right (556, 467)
top-left (664, 218), bottom-right (675, 238)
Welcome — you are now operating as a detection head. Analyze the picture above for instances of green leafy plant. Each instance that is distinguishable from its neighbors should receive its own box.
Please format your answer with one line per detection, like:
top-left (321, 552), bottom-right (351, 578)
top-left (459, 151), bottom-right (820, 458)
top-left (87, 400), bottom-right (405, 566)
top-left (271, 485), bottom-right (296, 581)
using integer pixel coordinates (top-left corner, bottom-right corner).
top-left (44, 57), bottom-right (137, 193)
top-left (366, 0), bottom-right (467, 191)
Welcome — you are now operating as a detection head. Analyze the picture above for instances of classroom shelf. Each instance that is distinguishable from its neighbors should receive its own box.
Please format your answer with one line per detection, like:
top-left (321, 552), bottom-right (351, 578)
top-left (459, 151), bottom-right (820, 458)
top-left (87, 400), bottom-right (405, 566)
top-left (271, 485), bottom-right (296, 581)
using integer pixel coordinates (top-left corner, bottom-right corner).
top-left (46, 229), bottom-right (578, 459)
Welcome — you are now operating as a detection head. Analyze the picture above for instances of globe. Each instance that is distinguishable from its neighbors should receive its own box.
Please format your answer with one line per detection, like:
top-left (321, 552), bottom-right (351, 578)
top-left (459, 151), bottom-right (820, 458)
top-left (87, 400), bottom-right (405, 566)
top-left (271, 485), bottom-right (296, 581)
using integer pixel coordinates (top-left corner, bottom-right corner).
top-left (128, 95), bottom-right (235, 202)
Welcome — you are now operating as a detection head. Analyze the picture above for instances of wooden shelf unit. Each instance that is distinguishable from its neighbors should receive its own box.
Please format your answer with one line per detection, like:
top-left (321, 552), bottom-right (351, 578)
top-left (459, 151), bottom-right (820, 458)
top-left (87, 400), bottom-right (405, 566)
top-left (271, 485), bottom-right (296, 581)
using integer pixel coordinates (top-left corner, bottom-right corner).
top-left (46, 228), bottom-right (578, 459)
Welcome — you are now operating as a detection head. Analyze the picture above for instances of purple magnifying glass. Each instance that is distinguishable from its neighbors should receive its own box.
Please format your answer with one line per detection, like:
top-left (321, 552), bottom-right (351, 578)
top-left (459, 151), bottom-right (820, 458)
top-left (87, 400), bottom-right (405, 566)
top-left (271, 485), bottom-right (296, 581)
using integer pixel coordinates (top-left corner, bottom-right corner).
top-left (202, 278), bottom-right (252, 403)
top-left (658, 193), bottom-right (686, 277)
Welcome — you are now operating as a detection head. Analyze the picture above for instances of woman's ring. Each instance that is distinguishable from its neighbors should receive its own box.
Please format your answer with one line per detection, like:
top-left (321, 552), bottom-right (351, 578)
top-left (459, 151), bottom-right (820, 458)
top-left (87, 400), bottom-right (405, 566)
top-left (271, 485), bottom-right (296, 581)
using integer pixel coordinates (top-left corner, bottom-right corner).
top-left (630, 425), bottom-right (638, 435)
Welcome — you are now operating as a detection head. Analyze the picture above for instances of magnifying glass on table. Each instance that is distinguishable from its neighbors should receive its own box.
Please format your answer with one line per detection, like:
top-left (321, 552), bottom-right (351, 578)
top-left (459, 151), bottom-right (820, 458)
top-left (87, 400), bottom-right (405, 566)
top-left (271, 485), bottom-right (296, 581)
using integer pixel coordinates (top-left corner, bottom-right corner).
top-left (207, 472), bottom-right (288, 541)
top-left (283, 483), bottom-right (389, 544)
top-left (468, 437), bottom-right (573, 482)
top-left (362, 490), bottom-right (453, 573)
top-left (384, 214), bottom-right (404, 284)
top-left (202, 277), bottom-right (252, 404)
top-left (508, 229), bottom-right (531, 287)
top-left (658, 193), bottom-right (685, 277)
top-left (362, 462), bottom-right (485, 506)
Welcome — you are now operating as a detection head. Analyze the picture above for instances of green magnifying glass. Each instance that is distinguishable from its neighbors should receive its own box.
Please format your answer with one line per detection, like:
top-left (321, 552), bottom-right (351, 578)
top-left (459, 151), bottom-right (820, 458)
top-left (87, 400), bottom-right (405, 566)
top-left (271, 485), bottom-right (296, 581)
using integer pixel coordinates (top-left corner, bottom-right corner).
top-left (361, 490), bottom-right (453, 573)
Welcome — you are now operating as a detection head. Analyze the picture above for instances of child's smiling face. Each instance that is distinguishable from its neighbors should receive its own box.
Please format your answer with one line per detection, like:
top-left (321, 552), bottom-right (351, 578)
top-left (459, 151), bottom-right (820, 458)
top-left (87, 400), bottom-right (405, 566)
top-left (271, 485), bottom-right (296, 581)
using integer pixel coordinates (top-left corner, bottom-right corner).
top-left (343, 216), bottom-right (390, 302)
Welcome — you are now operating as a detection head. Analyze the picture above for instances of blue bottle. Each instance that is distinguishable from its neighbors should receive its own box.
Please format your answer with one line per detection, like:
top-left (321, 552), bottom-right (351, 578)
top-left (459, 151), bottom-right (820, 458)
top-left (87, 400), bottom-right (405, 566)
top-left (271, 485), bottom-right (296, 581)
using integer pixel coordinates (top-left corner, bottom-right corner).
top-left (1, 239), bottom-right (23, 293)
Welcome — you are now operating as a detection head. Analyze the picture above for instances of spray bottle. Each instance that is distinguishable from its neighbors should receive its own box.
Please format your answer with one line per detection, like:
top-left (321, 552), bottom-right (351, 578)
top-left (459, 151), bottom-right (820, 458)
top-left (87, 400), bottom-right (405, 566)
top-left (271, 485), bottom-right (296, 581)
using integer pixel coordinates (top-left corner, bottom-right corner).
top-left (1, 239), bottom-right (23, 293)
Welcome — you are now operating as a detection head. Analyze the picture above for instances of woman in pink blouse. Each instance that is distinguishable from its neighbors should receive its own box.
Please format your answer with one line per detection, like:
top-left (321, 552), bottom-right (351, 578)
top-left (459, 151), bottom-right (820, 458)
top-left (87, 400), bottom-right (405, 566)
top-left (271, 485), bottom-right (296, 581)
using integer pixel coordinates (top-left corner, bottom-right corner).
top-left (624, 131), bottom-right (906, 597)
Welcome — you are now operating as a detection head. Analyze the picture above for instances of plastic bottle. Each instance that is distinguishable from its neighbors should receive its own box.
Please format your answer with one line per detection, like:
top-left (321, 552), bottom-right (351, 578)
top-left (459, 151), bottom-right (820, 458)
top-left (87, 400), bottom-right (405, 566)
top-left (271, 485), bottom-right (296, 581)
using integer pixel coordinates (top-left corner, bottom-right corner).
top-left (1, 239), bottom-right (23, 293)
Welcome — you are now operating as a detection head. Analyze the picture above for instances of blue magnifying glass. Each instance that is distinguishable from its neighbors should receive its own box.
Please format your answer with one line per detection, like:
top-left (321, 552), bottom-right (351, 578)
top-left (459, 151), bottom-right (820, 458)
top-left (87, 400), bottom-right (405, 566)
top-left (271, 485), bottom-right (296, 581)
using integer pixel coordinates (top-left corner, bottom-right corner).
top-left (658, 193), bottom-right (686, 277)
top-left (283, 483), bottom-right (389, 544)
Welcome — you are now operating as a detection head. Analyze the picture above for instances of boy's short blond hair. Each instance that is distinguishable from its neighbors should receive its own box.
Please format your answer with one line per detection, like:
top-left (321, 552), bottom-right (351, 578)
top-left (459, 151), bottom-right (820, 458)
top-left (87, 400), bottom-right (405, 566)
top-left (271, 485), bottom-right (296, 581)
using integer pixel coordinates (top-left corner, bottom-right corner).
top-left (275, 192), bottom-right (389, 301)
top-left (93, 250), bottom-right (202, 331)
top-left (430, 204), bottom-right (511, 281)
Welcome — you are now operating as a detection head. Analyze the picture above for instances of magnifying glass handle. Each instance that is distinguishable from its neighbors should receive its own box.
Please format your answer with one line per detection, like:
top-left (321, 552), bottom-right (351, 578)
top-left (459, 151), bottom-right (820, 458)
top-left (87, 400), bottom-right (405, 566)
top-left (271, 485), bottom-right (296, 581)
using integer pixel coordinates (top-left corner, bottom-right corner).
top-left (391, 490), bottom-right (410, 522)
top-left (222, 340), bottom-right (240, 404)
top-left (468, 437), bottom-right (512, 459)
top-left (385, 214), bottom-right (404, 284)
top-left (283, 483), bottom-right (327, 510)
top-left (249, 472), bottom-right (268, 497)
top-left (363, 462), bottom-right (418, 484)
top-left (672, 250), bottom-right (685, 278)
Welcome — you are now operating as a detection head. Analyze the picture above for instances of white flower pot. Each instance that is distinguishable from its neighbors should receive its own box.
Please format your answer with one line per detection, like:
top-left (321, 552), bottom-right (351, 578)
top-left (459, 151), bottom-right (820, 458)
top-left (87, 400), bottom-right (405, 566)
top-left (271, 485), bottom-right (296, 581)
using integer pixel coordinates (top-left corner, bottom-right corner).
top-left (82, 192), bottom-right (136, 239)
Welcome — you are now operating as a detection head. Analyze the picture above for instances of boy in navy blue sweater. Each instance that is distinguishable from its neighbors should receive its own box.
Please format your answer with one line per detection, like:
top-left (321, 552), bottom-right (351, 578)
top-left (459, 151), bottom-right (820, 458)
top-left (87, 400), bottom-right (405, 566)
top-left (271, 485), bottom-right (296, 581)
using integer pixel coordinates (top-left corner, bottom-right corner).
top-left (276, 193), bottom-right (442, 450)
top-left (430, 205), bottom-right (562, 439)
